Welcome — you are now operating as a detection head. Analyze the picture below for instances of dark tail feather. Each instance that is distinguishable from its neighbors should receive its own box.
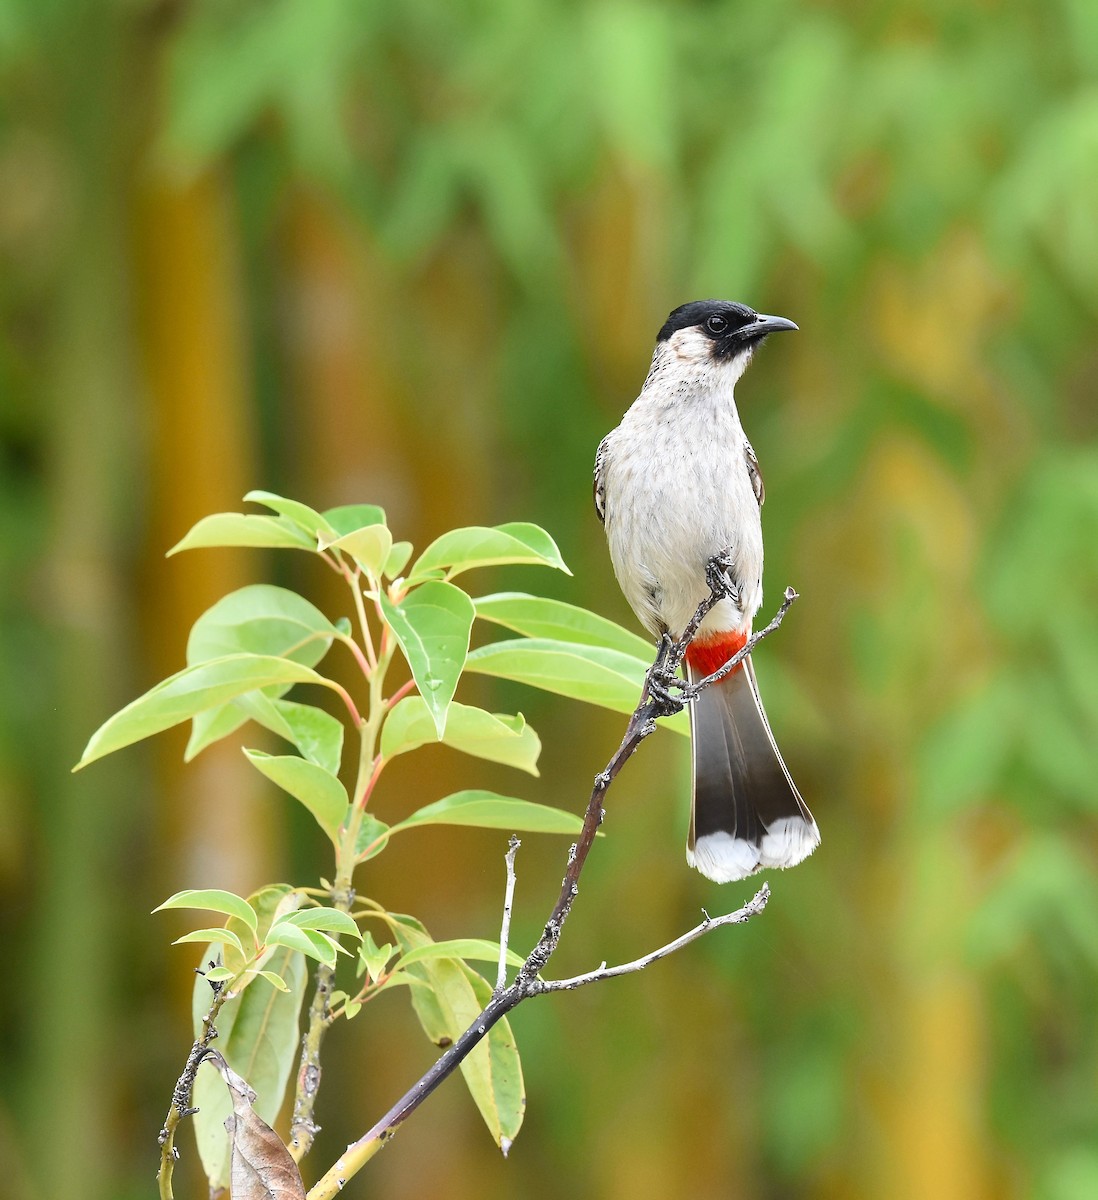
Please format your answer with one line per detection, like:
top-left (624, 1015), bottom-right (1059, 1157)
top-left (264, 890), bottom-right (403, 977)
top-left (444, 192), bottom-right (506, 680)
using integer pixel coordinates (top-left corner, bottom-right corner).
top-left (686, 656), bottom-right (819, 883)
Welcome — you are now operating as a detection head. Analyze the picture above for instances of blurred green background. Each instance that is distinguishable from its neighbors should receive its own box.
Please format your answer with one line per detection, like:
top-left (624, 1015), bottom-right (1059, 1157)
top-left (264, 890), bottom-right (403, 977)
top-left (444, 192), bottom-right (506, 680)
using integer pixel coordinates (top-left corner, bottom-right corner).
top-left (2, 1), bottom-right (1098, 1197)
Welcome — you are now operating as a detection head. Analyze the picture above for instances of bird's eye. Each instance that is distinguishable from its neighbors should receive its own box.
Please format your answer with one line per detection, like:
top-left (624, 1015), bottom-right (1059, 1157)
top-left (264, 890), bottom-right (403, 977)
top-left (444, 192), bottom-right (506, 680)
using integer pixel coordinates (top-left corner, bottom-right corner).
top-left (705, 315), bottom-right (728, 335)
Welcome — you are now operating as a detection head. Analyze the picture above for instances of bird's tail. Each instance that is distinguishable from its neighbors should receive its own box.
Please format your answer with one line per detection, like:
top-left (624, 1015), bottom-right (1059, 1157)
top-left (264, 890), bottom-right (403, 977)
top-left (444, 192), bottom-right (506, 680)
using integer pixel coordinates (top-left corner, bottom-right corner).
top-left (685, 649), bottom-right (819, 883)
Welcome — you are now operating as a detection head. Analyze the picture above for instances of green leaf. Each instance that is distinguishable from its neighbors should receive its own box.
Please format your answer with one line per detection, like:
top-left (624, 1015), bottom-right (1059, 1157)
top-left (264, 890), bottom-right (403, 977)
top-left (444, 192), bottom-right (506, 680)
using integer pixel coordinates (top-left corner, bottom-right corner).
top-left (473, 591), bottom-right (653, 658)
top-left (458, 962), bottom-right (525, 1149)
top-left (318, 523), bottom-right (393, 575)
top-left (359, 931), bottom-right (395, 980)
top-left (390, 916), bottom-right (523, 1150)
top-left (255, 971), bottom-right (290, 993)
top-left (305, 927), bottom-right (348, 960)
top-left (380, 581), bottom-right (475, 737)
top-left (244, 490), bottom-right (338, 541)
top-left (168, 512), bottom-right (314, 555)
top-left (391, 789), bottom-right (584, 836)
top-left (173, 927), bottom-right (247, 956)
top-left (322, 503), bottom-right (387, 534)
top-left (409, 522), bottom-right (570, 580)
top-left (465, 638), bottom-right (690, 736)
top-left (185, 703), bottom-right (251, 762)
top-left (280, 907), bottom-right (361, 939)
top-left (155, 889), bottom-right (258, 934)
top-left (266, 921), bottom-right (339, 966)
top-left (384, 541), bottom-right (414, 579)
top-left (381, 697), bottom-right (541, 775)
top-left (354, 814), bottom-right (391, 862)
top-left (191, 944), bottom-right (307, 1191)
top-left (404, 958), bottom-right (448, 1036)
top-left (464, 637), bottom-right (640, 709)
top-left (181, 586), bottom-right (344, 761)
top-left (235, 695), bottom-right (344, 775)
top-left (186, 585), bottom-right (342, 665)
top-left (243, 749), bottom-right (349, 844)
top-left (411, 953), bottom-right (523, 1147)
top-left (203, 966), bottom-right (235, 982)
top-left (393, 938), bottom-right (525, 972)
top-left (76, 655), bottom-right (331, 769)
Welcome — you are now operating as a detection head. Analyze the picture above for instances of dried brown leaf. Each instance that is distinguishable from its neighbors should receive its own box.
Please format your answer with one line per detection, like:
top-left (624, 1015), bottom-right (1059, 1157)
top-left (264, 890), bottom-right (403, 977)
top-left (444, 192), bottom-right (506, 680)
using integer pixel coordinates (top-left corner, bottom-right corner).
top-left (202, 1049), bottom-right (305, 1200)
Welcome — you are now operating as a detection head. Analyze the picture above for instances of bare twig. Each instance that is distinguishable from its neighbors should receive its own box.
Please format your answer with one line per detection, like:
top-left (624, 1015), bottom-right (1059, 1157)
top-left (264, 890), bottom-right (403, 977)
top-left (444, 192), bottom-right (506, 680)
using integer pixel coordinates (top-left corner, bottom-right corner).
top-left (496, 836), bottom-right (521, 994)
top-left (690, 587), bottom-right (799, 691)
top-left (157, 968), bottom-right (228, 1200)
top-left (535, 883), bottom-right (769, 992)
top-left (304, 565), bottom-right (799, 1199)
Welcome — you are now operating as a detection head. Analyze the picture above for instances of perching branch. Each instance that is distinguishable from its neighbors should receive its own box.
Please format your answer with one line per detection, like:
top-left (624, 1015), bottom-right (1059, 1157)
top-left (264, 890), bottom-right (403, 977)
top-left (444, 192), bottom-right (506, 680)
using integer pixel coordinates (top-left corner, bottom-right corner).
top-left (305, 562), bottom-right (798, 1199)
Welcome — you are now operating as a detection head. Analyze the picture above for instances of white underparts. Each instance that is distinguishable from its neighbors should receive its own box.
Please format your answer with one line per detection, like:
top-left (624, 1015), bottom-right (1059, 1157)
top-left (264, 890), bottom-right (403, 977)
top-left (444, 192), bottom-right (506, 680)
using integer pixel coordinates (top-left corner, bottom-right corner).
top-left (687, 816), bottom-right (822, 884)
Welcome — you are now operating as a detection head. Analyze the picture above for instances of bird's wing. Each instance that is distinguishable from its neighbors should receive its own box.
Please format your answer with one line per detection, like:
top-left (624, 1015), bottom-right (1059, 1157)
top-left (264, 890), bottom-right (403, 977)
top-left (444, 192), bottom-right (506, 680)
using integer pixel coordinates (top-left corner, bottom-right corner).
top-left (593, 434), bottom-right (610, 523)
top-left (744, 440), bottom-right (765, 507)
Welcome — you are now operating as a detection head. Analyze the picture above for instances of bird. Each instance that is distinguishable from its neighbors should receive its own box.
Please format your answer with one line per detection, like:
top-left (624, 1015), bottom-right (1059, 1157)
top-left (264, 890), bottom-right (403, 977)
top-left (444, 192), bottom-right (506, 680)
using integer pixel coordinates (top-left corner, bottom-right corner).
top-left (593, 299), bottom-right (820, 883)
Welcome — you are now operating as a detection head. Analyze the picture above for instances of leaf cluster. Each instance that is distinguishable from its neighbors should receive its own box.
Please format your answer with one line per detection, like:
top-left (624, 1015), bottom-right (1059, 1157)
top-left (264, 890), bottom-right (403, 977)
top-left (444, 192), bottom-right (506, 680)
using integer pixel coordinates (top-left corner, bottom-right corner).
top-left (78, 493), bottom-right (672, 1188)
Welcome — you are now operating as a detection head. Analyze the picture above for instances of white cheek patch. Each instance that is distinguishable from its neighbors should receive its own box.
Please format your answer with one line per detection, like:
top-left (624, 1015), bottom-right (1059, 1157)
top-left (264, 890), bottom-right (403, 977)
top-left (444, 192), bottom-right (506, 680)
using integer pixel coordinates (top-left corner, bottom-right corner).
top-left (668, 328), bottom-right (714, 363)
top-left (666, 329), bottom-right (754, 386)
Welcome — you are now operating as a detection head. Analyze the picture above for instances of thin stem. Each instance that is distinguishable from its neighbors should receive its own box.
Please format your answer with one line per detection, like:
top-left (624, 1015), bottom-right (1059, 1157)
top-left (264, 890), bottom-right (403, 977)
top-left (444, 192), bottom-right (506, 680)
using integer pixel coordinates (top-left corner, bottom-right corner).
top-left (356, 754), bottom-right (384, 810)
top-left (496, 837), bottom-right (521, 993)
top-left (385, 678), bottom-right (417, 709)
top-left (290, 621), bottom-right (395, 1162)
top-left (339, 632), bottom-right (373, 681)
top-left (331, 971), bottom-right (391, 1018)
top-left (327, 679), bottom-right (362, 727)
top-left (342, 560), bottom-right (378, 670)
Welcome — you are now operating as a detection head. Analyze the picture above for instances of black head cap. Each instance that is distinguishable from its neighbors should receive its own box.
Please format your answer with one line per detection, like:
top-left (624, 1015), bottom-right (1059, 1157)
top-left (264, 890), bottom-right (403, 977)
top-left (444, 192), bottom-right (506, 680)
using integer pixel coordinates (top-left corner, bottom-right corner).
top-left (657, 299), bottom-right (798, 357)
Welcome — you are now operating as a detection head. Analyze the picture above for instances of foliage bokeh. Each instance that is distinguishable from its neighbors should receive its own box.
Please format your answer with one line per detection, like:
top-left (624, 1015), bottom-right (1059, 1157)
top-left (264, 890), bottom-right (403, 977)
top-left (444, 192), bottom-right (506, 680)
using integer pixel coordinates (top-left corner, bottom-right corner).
top-left (2, 1), bottom-right (1097, 1197)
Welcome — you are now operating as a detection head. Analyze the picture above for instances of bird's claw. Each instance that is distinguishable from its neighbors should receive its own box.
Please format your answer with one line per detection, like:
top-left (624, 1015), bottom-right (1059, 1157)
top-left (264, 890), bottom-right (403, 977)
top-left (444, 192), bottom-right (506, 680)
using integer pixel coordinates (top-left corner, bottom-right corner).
top-left (645, 663), bottom-right (695, 717)
top-left (705, 551), bottom-right (741, 605)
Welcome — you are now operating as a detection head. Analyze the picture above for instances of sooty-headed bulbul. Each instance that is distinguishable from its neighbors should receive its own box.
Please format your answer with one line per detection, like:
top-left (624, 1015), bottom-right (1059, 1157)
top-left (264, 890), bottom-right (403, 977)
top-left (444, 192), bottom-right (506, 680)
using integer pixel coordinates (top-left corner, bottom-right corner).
top-left (594, 300), bottom-right (820, 883)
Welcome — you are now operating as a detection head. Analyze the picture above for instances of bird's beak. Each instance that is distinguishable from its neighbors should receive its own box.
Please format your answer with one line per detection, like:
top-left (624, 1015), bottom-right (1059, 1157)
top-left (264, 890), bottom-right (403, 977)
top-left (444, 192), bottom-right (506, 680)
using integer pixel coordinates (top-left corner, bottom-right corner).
top-left (749, 313), bottom-right (798, 336)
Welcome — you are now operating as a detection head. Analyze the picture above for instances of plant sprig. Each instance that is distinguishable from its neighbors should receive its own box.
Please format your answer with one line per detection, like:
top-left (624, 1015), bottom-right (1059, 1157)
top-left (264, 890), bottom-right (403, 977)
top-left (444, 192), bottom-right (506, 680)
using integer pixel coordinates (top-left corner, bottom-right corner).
top-left (77, 492), bottom-right (695, 1195)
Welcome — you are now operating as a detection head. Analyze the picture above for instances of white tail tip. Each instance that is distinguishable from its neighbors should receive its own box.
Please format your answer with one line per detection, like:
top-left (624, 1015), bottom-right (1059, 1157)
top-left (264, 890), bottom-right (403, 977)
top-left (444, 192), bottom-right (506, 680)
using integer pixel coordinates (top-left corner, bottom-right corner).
top-left (687, 816), bottom-right (821, 883)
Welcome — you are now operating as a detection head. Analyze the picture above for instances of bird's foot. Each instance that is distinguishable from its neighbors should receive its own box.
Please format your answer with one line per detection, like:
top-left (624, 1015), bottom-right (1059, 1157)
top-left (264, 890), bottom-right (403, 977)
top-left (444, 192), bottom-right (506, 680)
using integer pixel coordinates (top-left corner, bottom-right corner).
top-left (645, 638), bottom-right (694, 716)
top-left (646, 672), bottom-right (688, 717)
top-left (705, 551), bottom-right (742, 606)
